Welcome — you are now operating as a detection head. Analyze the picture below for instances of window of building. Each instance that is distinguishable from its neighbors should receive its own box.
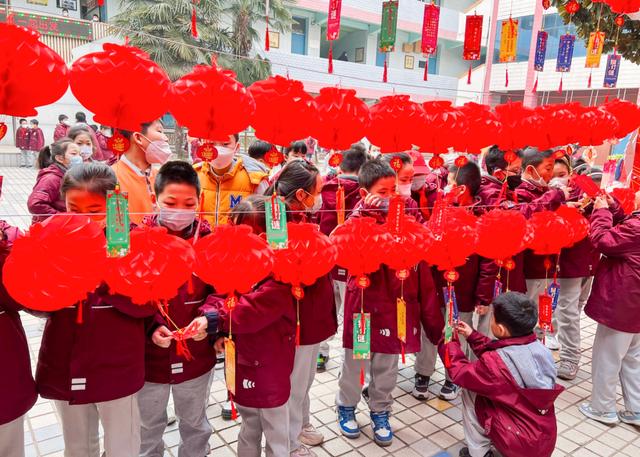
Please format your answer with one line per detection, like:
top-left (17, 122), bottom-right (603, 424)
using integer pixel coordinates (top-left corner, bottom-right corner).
top-left (418, 53), bottom-right (438, 75)
top-left (492, 15), bottom-right (534, 63)
top-left (542, 13), bottom-right (587, 59)
top-left (291, 16), bottom-right (308, 55)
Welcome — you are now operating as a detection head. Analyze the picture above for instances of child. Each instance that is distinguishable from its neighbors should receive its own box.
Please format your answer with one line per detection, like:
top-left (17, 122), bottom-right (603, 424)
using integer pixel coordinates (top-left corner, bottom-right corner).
top-left (317, 146), bottom-right (368, 371)
top-left (0, 221), bottom-right (37, 457)
top-left (267, 160), bottom-right (336, 455)
top-left (204, 196), bottom-right (297, 457)
top-left (579, 192), bottom-right (640, 425)
top-left (36, 163), bottom-right (157, 457)
top-left (441, 292), bottom-right (563, 457)
top-left (336, 159), bottom-right (442, 447)
top-left (137, 161), bottom-right (218, 457)
top-left (243, 140), bottom-right (273, 174)
top-left (16, 118), bottom-right (31, 168)
top-left (194, 133), bottom-right (269, 226)
top-left (382, 152), bottom-right (414, 198)
top-left (26, 119), bottom-right (44, 168)
top-left (68, 125), bottom-right (99, 162)
top-left (54, 114), bottom-right (70, 141)
top-left (269, 141), bottom-right (308, 180)
top-left (28, 138), bottom-right (82, 224)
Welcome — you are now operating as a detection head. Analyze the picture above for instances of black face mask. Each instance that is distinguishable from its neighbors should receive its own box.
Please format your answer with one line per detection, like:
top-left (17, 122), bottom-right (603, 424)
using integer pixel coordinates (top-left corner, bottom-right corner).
top-left (506, 175), bottom-right (522, 191)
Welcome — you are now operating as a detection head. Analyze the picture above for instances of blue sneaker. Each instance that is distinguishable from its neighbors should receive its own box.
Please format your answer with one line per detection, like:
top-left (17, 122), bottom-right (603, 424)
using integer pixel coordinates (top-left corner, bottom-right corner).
top-left (578, 403), bottom-right (619, 424)
top-left (618, 410), bottom-right (640, 426)
top-left (370, 411), bottom-right (393, 447)
top-left (337, 406), bottom-right (360, 438)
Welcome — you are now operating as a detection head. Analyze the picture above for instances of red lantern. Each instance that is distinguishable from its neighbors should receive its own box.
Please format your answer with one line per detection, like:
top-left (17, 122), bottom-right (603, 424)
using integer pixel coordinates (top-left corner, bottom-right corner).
top-left (265, 147), bottom-right (284, 167)
top-left (456, 102), bottom-right (502, 154)
top-left (494, 101), bottom-right (544, 152)
top-left (312, 87), bottom-right (371, 150)
top-left (107, 132), bottom-right (130, 157)
top-left (527, 211), bottom-right (574, 255)
top-left (3, 215), bottom-right (106, 312)
top-left (615, 15), bottom-right (625, 26)
top-left (576, 105), bottom-right (620, 146)
top-left (70, 43), bottom-right (171, 131)
top-left (534, 103), bottom-right (579, 149)
top-left (194, 224), bottom-right (274, 295)
top-left (328, 152), bottom-right (344, 168)
top-left (330, 217), bottom-right (393, 279)
top-left (606, 0), bottom-right (640, 14)
top-left (418, 101), bottom-right (468, 154)
top-left (555, 205), bottom-right (589, 246)
top-left (249, 76), bottom-right (316, 146)
top-left (0, 23), bottom-right (69, 116)
top-left (272, 223), bottom-right (337, 288)
top-left (475, 209), bottom-right (530, 261)
top-left (171, 64), bottom-right (255, 141)
top-left (602, 99), bottom-right (640, 139)
top-left (542, 0), bottom-right (551, 9)
top-left (611, 187), bottom-right (636, 214)
top-left (367, 95), bottom-right (426, 153)
top-left (106, 226), bottom-right (195, 305)
top-left (429, 153), bottom-right (445, 169)
top-left (382, 216), bottom-right (433, 271)
top-left (424, 207), bottom-right (478, 271)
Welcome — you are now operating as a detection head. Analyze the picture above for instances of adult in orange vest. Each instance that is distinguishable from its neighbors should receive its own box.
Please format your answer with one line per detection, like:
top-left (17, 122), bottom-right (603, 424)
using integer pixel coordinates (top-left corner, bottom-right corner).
top-left (194, 134), bottom-right (268, 226)
top-left (111, 120), bottom-right (172, 224)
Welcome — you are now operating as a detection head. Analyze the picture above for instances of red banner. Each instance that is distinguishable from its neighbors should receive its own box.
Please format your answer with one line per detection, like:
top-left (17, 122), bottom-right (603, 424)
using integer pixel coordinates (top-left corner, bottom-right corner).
top-left (327, 0), bottom-right (342, 41)
top-left (463, 14), bottom-right (483, 61)
top-left (421, 3), bottom-right (440, 55)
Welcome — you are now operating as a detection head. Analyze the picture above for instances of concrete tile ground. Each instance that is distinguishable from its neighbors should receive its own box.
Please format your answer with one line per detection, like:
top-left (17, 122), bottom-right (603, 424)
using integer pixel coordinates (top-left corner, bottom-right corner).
top-left (1, 167), bottom-right (638, 457)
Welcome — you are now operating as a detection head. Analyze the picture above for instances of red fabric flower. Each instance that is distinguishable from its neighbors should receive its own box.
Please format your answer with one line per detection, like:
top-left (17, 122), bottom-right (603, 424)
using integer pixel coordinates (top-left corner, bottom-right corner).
top-left (575, 106), bottom-right (620, 146)
top-left (418, 101), bottom-right (468, 154)
top-left (555, 206), bottom-right (589, 247)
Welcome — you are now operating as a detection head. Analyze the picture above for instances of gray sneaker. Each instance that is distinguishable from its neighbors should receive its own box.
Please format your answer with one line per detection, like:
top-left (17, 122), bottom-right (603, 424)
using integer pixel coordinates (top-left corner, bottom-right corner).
top-left (557, 360), bottom-right (579, 381)
top-left (578, 403), bottom-right (619, 424)
top-left (618, 410), bottom-right (640, 426)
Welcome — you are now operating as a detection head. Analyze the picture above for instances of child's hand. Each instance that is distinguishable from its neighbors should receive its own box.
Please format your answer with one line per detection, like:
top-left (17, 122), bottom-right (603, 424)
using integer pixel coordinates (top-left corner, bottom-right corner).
top-left (594, 195), bottom-right (609, 209)
top-left (152, 326), bottom-right (173, 348)
top-left (214, 337), bottom-right (225, 354)
top-left (456, 321), bottom-right (473, 338)
top-left (363, 192), bottom-right (384, 208)
top-left (475, 305), bottom-right (490, 316)
top-left (189, 316), bottom-right (209, 341)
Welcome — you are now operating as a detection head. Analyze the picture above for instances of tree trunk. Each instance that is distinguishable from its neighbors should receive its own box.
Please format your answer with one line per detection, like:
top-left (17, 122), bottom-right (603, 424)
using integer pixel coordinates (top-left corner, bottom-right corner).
top-left (174, 125), bottom-right (187, 160)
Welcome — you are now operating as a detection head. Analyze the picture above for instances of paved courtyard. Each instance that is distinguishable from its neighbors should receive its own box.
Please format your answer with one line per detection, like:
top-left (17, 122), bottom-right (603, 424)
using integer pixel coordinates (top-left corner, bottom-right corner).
top-left (1, 166), bottom-right (639, 457)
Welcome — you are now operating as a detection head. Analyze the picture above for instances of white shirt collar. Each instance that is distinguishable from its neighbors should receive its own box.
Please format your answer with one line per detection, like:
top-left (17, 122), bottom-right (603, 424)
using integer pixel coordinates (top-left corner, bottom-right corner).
top-left (121, 154), bottom-right (150, 177)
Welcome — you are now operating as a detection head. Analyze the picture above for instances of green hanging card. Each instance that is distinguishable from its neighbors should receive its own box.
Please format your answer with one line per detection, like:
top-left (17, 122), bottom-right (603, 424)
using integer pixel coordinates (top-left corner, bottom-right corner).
top-left (353, 313), bottom-right (371, 360)
top-left (265, 195), bottom-right (288, 250)
top-left (106, 189), bottom-right (130, 258)
top-left (379, 0), bottom-right (399, 52)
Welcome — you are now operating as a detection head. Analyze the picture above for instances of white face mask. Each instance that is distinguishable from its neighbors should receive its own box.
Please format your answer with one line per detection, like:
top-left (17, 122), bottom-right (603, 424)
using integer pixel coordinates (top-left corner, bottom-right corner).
top-left (398, 183), bottom-right (412, 197)
top-left (68, 155), bottom-right (83, 168)
top-left (159, 206), bottom-right (197, 232)
top-left (79, 145), bottom-right (93, 159)
top-left (303, 192), bottom-right (323, 214)
top-left (411, 176), bottom-right (427, 192)
top-left (527, 167), bottom-right (548, 188)
top-left (211, 146), bottom-right (236, 169)
top-left (549, 176), bottom-right (569, 188)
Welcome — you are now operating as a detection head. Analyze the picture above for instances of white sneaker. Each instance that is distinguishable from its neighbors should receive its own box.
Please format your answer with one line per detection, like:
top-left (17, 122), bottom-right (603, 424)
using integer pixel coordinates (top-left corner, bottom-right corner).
top-left (290, 445), bottom-right (317, 457)
top-left (299, 423), bottom-right (324, 446)
top-left (167, 405), bottom-right (177, 425)
top-left (544, 334), bottom-right (561, 351)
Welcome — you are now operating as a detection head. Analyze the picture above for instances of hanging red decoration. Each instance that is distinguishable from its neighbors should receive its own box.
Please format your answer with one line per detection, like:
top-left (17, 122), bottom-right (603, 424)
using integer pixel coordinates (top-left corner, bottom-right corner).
top-left (534, 102), bottom-right (579, 149)
top-left (555, 205), bottom-right (589, 246)
top-left (3, 215), bottom-right (106, 312)
top-left (249, 76), bottom-right (316, 147)
top-left (382, 216), bottom-right (433, 271)
top-left (475, 210), bottom-right (530, 262)
top-left (614, 14), bottom-right (625, 26)
top-left (494, 101), bottom-right (544, 152)
top-left (106, 226), bottom-right (195, 305)
top-left (265, 147), bottom-right (284, 167)
top-left (171, 64), bottom-right (255, 141)
top-left (107, 131), bottom-right (130, 157)
top-left (611, 187), bottom-right (636, 214)
top-left (417, 101), bottom-right (468, 154)
top-left (191, 5), bottom-right (198, 38)
top-left (429, 153), bottom-right (445, 169)
top-left (326, 0), bottom-right (342, 74)
top-left (575, 105), bottom-right (620, 146)
top-left (367, 95), bottom-right (426, 153)
top-left (565, 0), bottom-right (581, 14)
top-left (602, 99), bottom-right (640, 139)
top-left (70, 43), bottom-right (171, 131)
top-left (194, 224), bottom-right (274, 295)
top-left (311, 87), bottom-right (371, 150)
top-left (456, 102), bottom-right (503, 153)
top-left (424, 206), bottom-right (478, 271)
top-left (542, 0), bottom-right (551, 9)
top-left (605, 0), bottom-right (640, 14)
top-left (463, 14), bottom-right (483, 85)
top-left (0, 23), bottom-right (70, 116)
top-left (527, 211), bottom-right (574, 255)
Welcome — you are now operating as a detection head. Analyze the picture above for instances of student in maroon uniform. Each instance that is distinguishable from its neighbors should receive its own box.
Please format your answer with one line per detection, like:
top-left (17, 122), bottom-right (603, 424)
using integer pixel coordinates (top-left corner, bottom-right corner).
top-left (26, 119), bottom-right (45, 168)
top-left (137, 161), bottom-right (218, 457)
top-left (35, 163), bottom-right (156, 457)
top-left (203, 196), bottom-right (297, 457)
top-left (336, 159), bottom-right (442, 447)
top-left (53, 114), bottom-right (70, 141)
top-left (16, 118), bottom-right (31, 168)
top-left (0, 221), bottom-right (37, 457)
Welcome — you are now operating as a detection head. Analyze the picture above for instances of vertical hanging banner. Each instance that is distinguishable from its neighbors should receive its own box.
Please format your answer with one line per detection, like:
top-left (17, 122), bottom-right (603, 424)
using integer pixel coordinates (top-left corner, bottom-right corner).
top-left (379, 0), bottom-right (399, 82)
top-left (534, 30), bottom-right (548, 71)
top-left (463, 14), bottom-right (483, 84)
top-left (585, 31), bottom-right (605, 68)
top-left (421, 3), bottom-right (440, 81)
top-left (499, 18), bottom-right (519, 63)
top-left (556, 33), bottom-right (575, 72)
top-left (603, 53), bottom-right (621, 88)
top-left (326, 0), bottom-right (342, 73)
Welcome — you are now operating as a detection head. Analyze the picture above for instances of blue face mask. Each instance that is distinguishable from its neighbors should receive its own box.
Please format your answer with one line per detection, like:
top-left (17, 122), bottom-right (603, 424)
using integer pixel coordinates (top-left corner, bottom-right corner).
top-left (69, 155), bottom-right (83, 168)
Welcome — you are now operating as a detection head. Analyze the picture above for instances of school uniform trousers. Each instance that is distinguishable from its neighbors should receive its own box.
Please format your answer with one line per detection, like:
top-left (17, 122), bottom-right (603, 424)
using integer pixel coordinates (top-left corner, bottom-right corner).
top-left (288, 343), bottom-right (321, 450)
top-left (0, 416), bottom-right (26, 457)
top-left (319, 280), bottom-right (346, 358)
top-left (461, 389), bottom-right (492, 457)
top-left (237, 404), bottom-right (289, 457)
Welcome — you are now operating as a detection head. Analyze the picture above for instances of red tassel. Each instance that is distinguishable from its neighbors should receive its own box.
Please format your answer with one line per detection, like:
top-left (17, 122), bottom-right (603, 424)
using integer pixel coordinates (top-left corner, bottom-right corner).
top-left (444, 345), bottom-right (451, 369)
top-left (401, 343), bottom-right (406, 365)
top-left (125, 36), bottom-right (130, 45)
top-left (360, 363), bottom-right (365, 386)
top-left (588, 70), bottom-right (592, 88)
top-left (558, 75), bottom-right (563, 94)
top-left (187, 276), bottom-right (194, 295)
top-left (383, 56), bottom-right (388, 83)
top-left (467, 63), bottom-right (472, 85)
top-left (76, 301), bottom-right (83, 324)
top-left (505, 67), bottom-right (509, 87)
top-left (176, 337), bottom-right (194, 361)
top-left (328, 41), bottom-right (334, 74)
top-left (295, 321), bottom-right (300, 346)
top-left (191, 7), bottom-right (198, 38)
top-left (230, 395), bottom-right (238, 420)
top-left (265, 21), bottom-right (270, 51)
top-left (532, 75), bottom-right (539, 93)
top-left (423, 59), bottom-right (429, 81)
top-left (604, 95), bottom-right (609, 103)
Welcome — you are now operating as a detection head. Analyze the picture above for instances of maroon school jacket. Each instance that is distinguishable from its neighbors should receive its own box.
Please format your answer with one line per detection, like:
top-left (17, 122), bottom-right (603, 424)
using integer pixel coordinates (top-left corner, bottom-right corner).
top-left (432, 255), bottom-right (479, 313)
top-left (343, 262), bottom-right (443, 354)
top-left (28, 164), bottom-right (67, 224)
top-left (53, 123), bottom-right (69, 142)
top-left (95, 131), bottom-right (114, 163)
top-left (36, 286), bottom-right (156, 405)
top-left (515, 180), bottom-right (565, 279)
top-left (0, 222), bottom-right (37, 425)
top-left (209, 278), bottom-right (296, 408)
top-left (141, 216), bottom-right (217, 385)
top-left (440, 332), bottom-right (563, 457)
top-left (16, 127), bottom-right (30, 150)
top-left (585, 209), bottom-right (640, 333)
top-left (299, 274), bottom-right (337, 345)
top-left (27, 128), bottom-right (44, 151)
top-left (319, 176), bottom-right (361, 236)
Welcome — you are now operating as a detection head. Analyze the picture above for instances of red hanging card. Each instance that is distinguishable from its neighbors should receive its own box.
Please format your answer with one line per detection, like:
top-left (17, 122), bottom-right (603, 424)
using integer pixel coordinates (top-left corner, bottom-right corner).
top-left (327, 0), bottom-right (342, 41)
top-left (421, 3), bottom-right (440, 55)
top-left (463, 15), bottom-right (483, 61)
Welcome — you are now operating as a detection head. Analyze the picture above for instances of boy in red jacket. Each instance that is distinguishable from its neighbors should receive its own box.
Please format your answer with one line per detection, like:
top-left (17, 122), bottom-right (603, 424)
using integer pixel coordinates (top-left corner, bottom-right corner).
top-left (336, 159), bottom-right (442, 447)
top-left (16, 118), bottom-right (31, 168)
top-left (441, 292), bottom-right (563, 457)
top-left (137, 161), bottom-right (219, 457)
top-left (26, 119), bottom-right (45, 168)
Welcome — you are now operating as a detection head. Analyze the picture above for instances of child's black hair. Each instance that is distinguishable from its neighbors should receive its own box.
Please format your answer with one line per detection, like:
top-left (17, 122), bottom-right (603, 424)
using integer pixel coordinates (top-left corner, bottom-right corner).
top-left (485, 145), bottom-right (523, 175)
top-left (58, 114), bottom-right (68, 123)
top-left (68, 125), bottom-right (95, 145)
top-left (381, 152), bottom-right (412, 167)
top-left (284, 141), bottom-right (307, 156)
top-left (37, 138), bottom-right (74, 170)
top-left (340, 147), bottom-right (368, 174)
top-left (19, 118), bottom-right (27, 124)
top-left (450, 162), bottom-right (482, 197)
top-left (118, 121), bottom-right (154, 141)
top-left (265, 159), bottom-right (319, 204)
top-left (492, 292), bottom-right (538, 337)
top-left (521, 147), bottom-right (553, 171)
top-left (230, 195), bottom-right (268, 234)
top-left (30, 119), bottom-right (39, 126)
top-left (358, 159), bottom-right (396, 191)
top-left (61, 162), bottom-right (117, 198)
top-left (248, 140), bottom-right (273, 161)
top-left (154, 160), bottom-right (201, 196)
top-left (75, 111), bottom-right (87, 123)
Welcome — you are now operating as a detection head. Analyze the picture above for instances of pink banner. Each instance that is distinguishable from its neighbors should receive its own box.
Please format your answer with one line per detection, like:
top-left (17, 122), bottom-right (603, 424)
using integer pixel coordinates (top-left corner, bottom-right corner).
top-left (326, 0), bottom-right (342, 41)
top-left (421, 4), bottom-right (440, 55)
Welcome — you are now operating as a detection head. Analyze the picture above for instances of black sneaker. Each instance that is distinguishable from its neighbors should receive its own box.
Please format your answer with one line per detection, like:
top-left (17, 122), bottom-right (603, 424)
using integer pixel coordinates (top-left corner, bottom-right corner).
top-left (221, 400), bottom-right (233, 420)
top-left (361, 386), bottom-right (370, 404)
top-left (411, 374), bottom-right (430, 400)
top-left (317, 353), bottom-right (329, 372)
top-left (439, 380), bottom-right (460, 401)
top-left (459, 447), bottom-right (493, 457)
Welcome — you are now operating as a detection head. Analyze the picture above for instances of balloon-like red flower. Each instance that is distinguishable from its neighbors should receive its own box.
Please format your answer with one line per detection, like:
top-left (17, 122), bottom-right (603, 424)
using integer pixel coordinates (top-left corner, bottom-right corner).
top-left (455, 102), bottom-right (502, 154)
top-left (418, 101), bottom-right (468, 154)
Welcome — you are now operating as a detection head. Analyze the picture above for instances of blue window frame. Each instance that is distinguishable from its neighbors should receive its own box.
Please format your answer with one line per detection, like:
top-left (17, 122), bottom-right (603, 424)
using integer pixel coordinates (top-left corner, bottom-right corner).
top-left (492, 15), bottom-right (535, 63)
top-left (291, 16), bottom-right (307, 55)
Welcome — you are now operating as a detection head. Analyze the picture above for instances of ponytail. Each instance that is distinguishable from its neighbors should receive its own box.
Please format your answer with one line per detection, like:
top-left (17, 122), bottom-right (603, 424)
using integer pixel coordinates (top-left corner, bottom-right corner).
top-left (36, 146), bottom-right (53, 170)
top-left (37, 137), bottom-right (75, 170)
top-left (264, 159), bottom-right (319, 204)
